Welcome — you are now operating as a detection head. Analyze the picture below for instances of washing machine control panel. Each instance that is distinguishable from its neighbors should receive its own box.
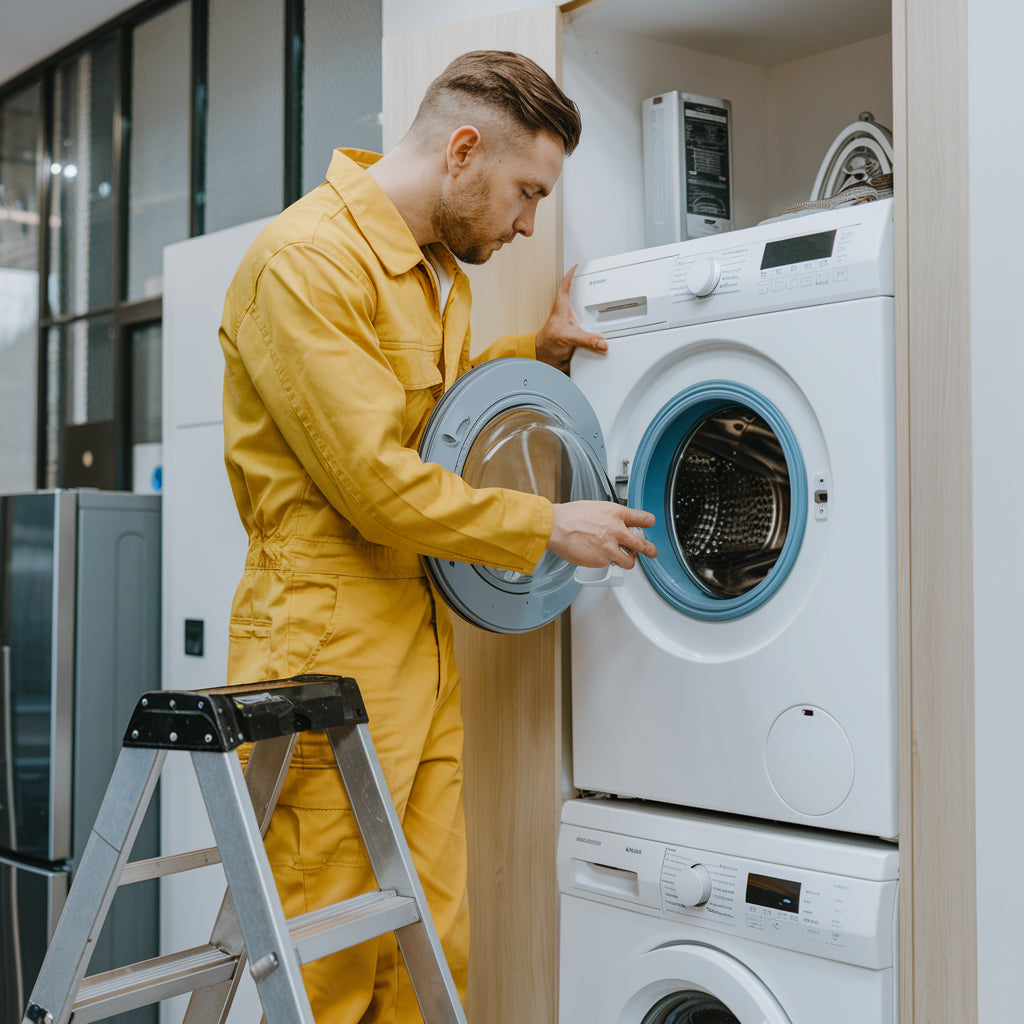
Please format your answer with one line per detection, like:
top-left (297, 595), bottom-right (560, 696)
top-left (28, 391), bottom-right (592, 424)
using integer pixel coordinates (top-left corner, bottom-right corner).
top-left (570, 197), bottom-right (894, 338)
top-left (558, 824), bottom-right (897, 971)
top-left (665, 844), bottom-right (895, 969)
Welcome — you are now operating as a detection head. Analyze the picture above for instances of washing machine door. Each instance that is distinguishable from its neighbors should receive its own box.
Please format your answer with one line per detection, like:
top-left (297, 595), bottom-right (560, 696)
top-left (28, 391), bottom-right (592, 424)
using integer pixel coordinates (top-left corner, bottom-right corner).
top-left (629, 380), bottom-right (808, 621)
top-left (419, 357), bottom-right (613, 634)
top-left (597, 945), bottom-right (791, 1024)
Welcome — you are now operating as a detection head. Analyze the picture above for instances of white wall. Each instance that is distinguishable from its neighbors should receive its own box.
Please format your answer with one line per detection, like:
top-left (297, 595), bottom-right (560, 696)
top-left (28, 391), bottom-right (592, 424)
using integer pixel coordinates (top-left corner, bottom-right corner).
top-left (969, 3), bottom-right (1024, 1020)
top-left (561, 18), bottom-right (892, 267)
top-left (561, 19), bottom-right (770, 266)
top-left (766, 34), bottom-right (892, 215)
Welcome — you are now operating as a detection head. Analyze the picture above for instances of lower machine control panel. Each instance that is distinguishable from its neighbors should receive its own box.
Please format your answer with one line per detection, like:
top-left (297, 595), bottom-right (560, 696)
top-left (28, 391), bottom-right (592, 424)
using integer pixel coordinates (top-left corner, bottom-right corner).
top-left (558, 821), bottom-right (898, 971)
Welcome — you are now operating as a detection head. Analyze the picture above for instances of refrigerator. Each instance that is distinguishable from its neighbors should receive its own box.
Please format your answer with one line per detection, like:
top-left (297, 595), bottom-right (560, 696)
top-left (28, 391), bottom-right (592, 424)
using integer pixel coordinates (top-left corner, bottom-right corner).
top-left (0, 489), bottom-right (161, 1023)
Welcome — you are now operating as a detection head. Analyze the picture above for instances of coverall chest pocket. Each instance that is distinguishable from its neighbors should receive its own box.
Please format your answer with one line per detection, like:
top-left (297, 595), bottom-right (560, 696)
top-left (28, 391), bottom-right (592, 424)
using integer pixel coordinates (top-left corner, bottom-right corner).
top-left (378, 341), bottom-right (442, 391)
top-left (379, 341), bottom-right (444, 441)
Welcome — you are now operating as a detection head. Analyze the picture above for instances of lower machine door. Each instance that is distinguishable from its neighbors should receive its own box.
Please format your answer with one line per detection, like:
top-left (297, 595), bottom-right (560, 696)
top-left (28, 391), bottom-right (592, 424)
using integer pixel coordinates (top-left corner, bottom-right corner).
top-left (419, 358), bottom-right (613, 633)
top-left (597, 945), bottom-right (791, 1024)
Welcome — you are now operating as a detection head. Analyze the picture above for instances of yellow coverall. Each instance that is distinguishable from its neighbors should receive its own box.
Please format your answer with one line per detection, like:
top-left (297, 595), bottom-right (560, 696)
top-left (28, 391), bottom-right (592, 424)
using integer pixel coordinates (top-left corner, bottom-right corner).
top-left (219, 149), bottom-right (554, 1022)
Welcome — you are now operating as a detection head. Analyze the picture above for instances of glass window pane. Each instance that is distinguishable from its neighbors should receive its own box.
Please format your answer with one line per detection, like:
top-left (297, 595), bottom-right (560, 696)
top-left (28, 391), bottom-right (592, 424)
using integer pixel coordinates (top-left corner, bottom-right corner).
top-left (62, 315), bottom-right (115, 426)
top-left (205, 0), bottom-right (285, 232)
top-left (128, 2), bottom-right (191, 300)
top-left (44, 315), bottom-right (117, 488)
top-left (130, 322), bottom-right (162, 445)
top-left (302, 0), bottom-right (382, 193)
top-left (0, 82), bottom-right (41, 491)
top-left (48, 38), bottom-right (119, 317)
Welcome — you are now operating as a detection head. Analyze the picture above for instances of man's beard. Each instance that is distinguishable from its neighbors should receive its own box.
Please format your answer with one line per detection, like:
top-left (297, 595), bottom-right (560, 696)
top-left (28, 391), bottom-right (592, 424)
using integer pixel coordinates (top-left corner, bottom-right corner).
top-left (430, 177), bottom-right (507, 265)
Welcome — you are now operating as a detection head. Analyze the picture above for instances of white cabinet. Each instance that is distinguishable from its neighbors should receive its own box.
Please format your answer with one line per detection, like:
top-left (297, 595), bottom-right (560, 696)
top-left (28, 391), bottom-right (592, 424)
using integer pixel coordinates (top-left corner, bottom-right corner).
top-left (159, 219), bottom-right (268, 1024)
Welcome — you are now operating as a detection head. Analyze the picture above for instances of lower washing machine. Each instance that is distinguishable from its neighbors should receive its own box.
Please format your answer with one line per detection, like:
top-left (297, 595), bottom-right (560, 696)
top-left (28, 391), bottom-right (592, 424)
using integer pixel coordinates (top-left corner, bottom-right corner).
top-left (558, 798), bottom-right (898, 1024)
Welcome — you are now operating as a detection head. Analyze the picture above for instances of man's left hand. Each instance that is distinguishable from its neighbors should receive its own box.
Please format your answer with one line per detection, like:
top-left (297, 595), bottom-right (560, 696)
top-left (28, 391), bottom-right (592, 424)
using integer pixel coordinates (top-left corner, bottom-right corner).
top-left (536, 265), bottom-right (607, 373)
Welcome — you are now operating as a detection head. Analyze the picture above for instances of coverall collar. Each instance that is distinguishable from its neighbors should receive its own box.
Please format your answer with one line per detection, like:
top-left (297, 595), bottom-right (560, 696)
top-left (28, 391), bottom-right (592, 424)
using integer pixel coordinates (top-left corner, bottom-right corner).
top-left (327, 148), bottom-right (430, 278)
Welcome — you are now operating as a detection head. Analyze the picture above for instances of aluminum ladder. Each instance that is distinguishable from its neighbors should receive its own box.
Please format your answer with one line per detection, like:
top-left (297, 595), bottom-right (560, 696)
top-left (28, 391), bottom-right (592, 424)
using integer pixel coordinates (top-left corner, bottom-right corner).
top-left (22, 674), bottom-right (468, 1024)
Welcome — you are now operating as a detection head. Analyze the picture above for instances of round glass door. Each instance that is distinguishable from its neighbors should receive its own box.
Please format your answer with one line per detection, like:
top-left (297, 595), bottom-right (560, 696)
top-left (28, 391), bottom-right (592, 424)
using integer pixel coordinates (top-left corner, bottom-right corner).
top-left (629, 380), bottom-right (807, 621)
top-left (596, 945), bottom-right (792, 1024)
top-left (419, 358), bottom-right (612, 633)
top-left (643, 991), bottom-right (739, 1023)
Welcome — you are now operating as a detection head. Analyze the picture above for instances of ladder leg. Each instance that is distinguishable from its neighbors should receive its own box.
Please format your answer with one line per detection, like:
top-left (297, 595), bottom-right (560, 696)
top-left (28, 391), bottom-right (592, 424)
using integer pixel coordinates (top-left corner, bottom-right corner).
top-left (326, 722), bottom-right (468, 1024)
top-left (192, 745), bottom-right (316, 1024)
top-left (23, 748), bottom-right (165, 1024)
top-left (183, 735), bottom-right (296, 1024)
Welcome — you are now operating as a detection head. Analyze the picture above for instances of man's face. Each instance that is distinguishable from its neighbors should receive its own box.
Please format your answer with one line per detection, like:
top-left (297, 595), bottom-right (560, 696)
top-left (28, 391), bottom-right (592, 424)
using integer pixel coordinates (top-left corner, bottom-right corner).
top-left (432, 130), bottom-right (564, 265)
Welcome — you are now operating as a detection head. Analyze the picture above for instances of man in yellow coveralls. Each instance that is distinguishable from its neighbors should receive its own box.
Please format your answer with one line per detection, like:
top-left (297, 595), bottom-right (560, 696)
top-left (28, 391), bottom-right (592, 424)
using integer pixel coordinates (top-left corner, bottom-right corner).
top-left (219, 50), bottom-right (656, 1023)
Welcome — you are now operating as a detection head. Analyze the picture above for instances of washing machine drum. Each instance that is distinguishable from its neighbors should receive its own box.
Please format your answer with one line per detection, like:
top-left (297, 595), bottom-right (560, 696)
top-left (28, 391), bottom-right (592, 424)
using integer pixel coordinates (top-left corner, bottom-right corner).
top-left (644, 991), bottom-right (740, 1023)
top-left (630, 381), bottom-right (807, 620)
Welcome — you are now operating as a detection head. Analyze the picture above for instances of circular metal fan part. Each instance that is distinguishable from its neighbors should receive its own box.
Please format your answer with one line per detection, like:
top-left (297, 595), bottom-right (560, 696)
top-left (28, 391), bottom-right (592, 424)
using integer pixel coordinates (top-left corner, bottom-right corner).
top-left (811, 113), bottom-right (894, 201)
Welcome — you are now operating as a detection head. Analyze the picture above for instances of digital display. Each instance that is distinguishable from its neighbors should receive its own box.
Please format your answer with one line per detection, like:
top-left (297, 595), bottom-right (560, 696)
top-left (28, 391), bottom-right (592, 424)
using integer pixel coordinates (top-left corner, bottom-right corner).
top-left (760, 229), bottom-right (837, 270)
top-left (746, 872), bottom-right (801, 914)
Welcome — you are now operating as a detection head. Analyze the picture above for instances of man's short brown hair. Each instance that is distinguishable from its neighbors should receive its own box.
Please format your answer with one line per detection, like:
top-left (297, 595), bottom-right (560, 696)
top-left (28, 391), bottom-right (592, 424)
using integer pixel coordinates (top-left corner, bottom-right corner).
top-left (412, 50), bottom-right (582, 156)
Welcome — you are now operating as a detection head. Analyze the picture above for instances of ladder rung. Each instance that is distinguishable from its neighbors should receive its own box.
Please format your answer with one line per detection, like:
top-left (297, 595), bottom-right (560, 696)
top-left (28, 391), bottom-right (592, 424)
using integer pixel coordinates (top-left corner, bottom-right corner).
top-left (66, 891), bottom-right (421, 1023)
top-left (289, 889), bottom-right (422, 966)
top-left (71, 944), bottom-right (238, 1024)
top-left (119, 846), bottom-right (222, 885)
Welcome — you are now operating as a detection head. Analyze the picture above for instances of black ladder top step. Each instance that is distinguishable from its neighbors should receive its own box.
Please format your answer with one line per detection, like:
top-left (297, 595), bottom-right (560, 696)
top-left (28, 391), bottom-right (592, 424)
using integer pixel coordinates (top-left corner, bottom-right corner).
top-left (122, 674), bottom-right (368, 752)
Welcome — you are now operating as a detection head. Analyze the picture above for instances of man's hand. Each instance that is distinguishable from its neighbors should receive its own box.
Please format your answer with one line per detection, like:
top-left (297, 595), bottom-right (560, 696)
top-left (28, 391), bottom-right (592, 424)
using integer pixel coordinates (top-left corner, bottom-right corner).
top-left (546, 502), bottom-right (657, 569)
top-left (536, 265), bottom-right (607, 373)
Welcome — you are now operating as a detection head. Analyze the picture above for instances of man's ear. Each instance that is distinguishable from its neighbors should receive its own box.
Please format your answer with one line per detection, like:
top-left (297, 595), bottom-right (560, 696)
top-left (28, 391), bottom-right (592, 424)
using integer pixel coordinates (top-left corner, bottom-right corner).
top-left (445, 125), bottom-right (483, 176)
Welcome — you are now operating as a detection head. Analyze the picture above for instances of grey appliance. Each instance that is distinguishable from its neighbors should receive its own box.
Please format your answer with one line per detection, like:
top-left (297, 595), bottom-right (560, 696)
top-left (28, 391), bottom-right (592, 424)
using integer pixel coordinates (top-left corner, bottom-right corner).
top-left (0, 489), bottom-right (161, 1023)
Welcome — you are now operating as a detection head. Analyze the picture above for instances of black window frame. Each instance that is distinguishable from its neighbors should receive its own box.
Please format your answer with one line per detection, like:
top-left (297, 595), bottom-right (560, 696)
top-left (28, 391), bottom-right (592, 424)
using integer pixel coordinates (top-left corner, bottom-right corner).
top-left (0, 0), bottom-right (315, 490)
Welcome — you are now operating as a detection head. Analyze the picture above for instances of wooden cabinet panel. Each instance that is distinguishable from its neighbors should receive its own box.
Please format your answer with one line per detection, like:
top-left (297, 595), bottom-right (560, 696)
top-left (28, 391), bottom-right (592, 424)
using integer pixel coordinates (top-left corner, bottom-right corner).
top-left (383, 9), bottom-right (564, 1023)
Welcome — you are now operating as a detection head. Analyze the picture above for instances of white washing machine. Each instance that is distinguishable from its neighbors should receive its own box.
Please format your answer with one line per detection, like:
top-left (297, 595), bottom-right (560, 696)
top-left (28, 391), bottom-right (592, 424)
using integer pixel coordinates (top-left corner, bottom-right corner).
top-left (558, 798), bottom-right (898, 1024)
top-left (416, 200), bottom-right (896, 838)
top-left (565, 199), bottom-right (898, 839)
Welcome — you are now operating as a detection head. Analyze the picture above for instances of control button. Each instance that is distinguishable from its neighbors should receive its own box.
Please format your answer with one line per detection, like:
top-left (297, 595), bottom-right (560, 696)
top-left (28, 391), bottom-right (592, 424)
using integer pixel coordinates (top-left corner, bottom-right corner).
top-left (834, 267), bottom-right (849, 282)
top-left (685, 257), bottom-right (723, 298)
top-left (757, 282), bottom-right (770, 295)
top-left (772, 279), bottom-right (784, 291)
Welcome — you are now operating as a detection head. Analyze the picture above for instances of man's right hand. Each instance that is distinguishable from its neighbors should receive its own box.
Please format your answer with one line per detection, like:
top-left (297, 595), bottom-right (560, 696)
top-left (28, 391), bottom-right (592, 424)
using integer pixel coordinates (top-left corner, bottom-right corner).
top-left (546, 501), bottom-right (657, 569)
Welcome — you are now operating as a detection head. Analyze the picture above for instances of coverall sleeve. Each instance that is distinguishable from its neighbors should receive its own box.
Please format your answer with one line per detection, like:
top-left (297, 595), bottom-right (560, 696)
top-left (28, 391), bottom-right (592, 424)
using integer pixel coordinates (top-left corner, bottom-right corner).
top-left (235, 241), bottom-right (552, 573)
top-left (471, 332), bottom-right (537, 366)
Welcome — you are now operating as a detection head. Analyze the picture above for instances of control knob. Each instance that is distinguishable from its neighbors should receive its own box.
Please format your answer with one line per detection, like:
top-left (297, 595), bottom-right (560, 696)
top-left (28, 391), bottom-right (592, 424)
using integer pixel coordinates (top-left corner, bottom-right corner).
top-left (675, 863), bottom-right (713, 907)
top-left (685, 256), bottom-right (722, 298)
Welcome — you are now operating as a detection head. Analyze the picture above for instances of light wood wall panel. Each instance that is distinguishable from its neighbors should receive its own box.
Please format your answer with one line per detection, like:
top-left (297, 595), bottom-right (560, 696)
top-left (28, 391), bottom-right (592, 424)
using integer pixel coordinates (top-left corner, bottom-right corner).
top-left (383, 10), bottom-right (564, 1023)
top-left (897, 0), bottom-right (978, 1019)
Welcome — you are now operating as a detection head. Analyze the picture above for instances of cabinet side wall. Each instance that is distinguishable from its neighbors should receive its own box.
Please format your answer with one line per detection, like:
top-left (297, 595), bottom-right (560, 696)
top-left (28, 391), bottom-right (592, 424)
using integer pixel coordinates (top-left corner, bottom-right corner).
top-left (900, 0), bottom-right (978, 1019)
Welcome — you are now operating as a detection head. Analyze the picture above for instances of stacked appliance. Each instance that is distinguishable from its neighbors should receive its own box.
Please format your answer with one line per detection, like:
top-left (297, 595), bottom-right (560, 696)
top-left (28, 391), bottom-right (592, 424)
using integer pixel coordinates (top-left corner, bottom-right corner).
top-left (557, 198), bottom-right (899, 1022)
top-left (415, 198), bottom-right (900, 1021)
top-left (0, 489), bottom-right (161, 1023)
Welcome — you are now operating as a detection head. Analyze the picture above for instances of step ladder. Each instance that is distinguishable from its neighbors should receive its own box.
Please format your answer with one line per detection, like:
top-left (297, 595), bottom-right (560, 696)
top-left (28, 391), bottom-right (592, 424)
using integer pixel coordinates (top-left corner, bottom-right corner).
top-left (22, 674), bottom-right (468, 1024)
